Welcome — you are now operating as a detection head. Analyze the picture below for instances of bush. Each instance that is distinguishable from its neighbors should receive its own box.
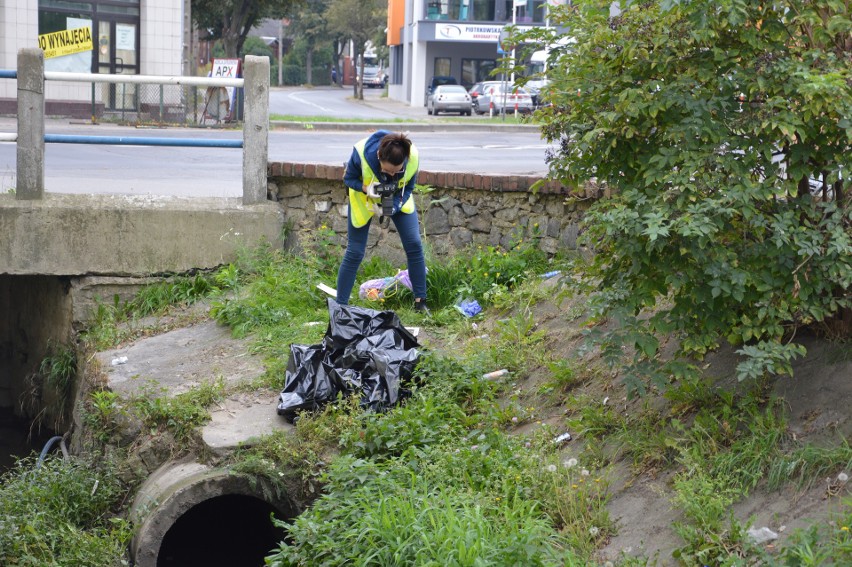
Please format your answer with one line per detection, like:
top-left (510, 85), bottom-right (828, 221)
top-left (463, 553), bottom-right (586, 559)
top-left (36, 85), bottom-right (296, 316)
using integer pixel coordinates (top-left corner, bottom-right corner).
top-left (517, 0), bottom-right (851, 390)
top-left (0, 455), bottom-right (131, 566)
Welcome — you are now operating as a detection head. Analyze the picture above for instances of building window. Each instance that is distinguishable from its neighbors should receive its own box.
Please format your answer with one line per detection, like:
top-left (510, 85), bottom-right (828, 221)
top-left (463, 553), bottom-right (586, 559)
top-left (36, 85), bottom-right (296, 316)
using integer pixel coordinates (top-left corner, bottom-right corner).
top-left (471, 0), bottom-right (495, 20)
top-left (505, 0), bottom-right (547, 23)
top-left (434, 57), bottom-right (452, 77)
top-left (426, 1), bottom-right (499, 22)
top-left (461, 58), bottom-right (496, 88)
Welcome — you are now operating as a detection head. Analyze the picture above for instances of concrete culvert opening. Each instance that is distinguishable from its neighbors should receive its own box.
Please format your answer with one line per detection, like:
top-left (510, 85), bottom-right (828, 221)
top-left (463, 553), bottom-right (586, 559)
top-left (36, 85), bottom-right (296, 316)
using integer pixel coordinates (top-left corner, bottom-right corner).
top-left (131, 462), bottom-right (300, 567)
top-left (157, 494), bottom-right (287, 567)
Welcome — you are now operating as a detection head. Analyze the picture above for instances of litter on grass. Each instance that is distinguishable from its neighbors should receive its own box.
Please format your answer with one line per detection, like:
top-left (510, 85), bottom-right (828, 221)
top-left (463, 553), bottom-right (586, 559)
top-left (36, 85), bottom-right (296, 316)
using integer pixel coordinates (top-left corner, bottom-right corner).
top-left (359, 269), bottom-right (413, 301)
top-left (455, 298), bottom-right (482, 317)
top-left (277, 299), bottom-right (420, 423)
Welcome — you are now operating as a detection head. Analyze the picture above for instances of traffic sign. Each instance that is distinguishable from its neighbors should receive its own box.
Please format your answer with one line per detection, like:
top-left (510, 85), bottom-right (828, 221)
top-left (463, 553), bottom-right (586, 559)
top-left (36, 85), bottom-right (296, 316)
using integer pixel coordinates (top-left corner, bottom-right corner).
top-left (497, 27), bottom-right (510, 55)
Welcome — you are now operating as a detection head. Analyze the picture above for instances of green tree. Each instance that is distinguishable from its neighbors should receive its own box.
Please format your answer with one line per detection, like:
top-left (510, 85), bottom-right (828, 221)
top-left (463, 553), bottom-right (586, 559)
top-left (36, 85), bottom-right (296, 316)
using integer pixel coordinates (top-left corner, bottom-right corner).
top-left (517, 0), bottom-right (851, 392)
top-left (241, 36), bottom-right (274, 59)
top-left (325, 0), bottom-right (387, 99)
top-left (288, 0), bottom-right (332, 85)
top-left (192, 0), bottom-right (303, 58)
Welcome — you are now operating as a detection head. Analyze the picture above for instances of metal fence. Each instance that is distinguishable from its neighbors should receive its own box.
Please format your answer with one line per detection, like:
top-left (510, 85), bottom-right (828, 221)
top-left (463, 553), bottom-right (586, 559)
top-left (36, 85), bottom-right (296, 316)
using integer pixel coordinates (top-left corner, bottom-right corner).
top-left (93, 82), bottom-right (241, 126)
top-left (5, 51), bottom-right (270, 204)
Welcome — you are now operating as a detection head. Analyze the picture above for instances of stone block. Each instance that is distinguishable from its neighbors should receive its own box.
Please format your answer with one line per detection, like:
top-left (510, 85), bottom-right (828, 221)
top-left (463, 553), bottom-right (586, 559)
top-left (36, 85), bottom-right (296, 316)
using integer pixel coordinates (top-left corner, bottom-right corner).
top-left (561, 223), bottom-right (579, 249)
top-left (449, 227), bottom-right (473, 248)
top-left (424, 205), bottom-right (450, 235)
top-left (469, 212), bottom-right (492, 233)
top-left (547, 218), bottom-right (561, 238)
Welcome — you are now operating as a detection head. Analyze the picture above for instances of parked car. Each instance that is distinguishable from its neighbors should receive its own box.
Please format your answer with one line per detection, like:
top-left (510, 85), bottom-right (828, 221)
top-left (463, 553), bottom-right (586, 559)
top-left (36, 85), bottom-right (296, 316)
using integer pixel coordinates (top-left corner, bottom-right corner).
top-left (524, 78), bottom-right (549, 108)
top-left (427, 84), bottom-right (472, 116)
top-left (468, 81), bottom-right (492, 114)
top-left (425, 75), bottom-right (458, 104)
top-left (359, 66), bottom-right (387, 88)
top-left (468, 81), bottom-right (534, 115)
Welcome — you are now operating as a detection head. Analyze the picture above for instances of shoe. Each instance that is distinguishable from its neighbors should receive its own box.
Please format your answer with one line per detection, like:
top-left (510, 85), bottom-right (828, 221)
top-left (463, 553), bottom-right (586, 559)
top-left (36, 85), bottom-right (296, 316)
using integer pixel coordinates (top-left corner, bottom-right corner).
top-left (414, 300), bottom-right (431, 315)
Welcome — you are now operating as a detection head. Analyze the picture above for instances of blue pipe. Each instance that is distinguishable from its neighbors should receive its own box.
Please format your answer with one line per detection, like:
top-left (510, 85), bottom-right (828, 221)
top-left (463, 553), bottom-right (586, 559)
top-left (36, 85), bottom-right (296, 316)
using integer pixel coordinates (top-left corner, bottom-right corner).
top-left (0, 70), bottom-right (16, 79)
top-left (44, 134), bottom-right (243, 148)
top-left (36, 435), bottom-right (69, 469)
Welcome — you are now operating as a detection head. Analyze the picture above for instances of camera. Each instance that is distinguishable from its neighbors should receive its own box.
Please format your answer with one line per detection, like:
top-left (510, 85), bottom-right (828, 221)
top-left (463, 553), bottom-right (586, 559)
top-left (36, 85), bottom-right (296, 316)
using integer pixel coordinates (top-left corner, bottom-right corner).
top-left (376, 182), bottom-right (397, 217)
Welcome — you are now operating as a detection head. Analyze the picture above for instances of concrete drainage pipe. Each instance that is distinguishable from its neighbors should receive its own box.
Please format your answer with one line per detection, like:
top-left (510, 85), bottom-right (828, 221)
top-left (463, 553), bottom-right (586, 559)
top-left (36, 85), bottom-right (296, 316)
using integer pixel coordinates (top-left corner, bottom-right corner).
top-left (130, 459), bottom-right (299, 567)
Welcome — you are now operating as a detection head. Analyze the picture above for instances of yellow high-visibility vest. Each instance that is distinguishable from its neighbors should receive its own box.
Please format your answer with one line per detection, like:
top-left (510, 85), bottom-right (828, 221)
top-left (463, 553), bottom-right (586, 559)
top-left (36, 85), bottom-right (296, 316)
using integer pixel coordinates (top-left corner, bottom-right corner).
top-left (348, 139), bottom-right (419, 228)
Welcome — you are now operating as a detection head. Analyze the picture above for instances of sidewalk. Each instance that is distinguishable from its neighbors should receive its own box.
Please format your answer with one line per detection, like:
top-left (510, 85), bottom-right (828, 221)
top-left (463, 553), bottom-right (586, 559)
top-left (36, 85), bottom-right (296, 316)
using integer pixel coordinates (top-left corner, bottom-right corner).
top-left (271, 86), bottom-right (540, 133)
top-left (0, 91), bottom-right (540, 134)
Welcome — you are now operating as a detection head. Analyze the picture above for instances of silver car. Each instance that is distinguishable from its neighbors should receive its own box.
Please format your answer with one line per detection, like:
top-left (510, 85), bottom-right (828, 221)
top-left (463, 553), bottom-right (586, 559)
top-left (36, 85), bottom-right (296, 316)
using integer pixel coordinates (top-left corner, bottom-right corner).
top-left (427, 84), bottom-right (472, 116)
top-left (470, 81), bottom-right (534, 115)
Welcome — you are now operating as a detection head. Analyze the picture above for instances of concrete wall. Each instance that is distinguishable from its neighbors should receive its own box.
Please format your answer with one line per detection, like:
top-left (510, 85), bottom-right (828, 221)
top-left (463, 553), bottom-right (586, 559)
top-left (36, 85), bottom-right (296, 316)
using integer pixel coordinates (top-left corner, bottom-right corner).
top-left (0, 193), bottom-right (283, 420)
top-left (0, 1), bottom-right (38, 102)
top-left (0, 194), bottom-right (284, 277)
top-left (140, 1), bottom-right (184, 77)
top-left (268, 161), bottom-right (600, 267)
top-left (0, 275), bottom-right (73, 414)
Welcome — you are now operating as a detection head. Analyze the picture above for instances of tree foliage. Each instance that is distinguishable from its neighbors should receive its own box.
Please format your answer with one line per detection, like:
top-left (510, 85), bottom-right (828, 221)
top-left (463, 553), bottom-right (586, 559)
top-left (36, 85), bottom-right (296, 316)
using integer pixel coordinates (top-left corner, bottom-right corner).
top-left (325, 0), bottom-right (387, 99)
top-left (516, 0), bottom-right (851, 392)
top-left (287, 0), bottom-right (332, 85)
top-left (192, 0), bottom-right (303, 58)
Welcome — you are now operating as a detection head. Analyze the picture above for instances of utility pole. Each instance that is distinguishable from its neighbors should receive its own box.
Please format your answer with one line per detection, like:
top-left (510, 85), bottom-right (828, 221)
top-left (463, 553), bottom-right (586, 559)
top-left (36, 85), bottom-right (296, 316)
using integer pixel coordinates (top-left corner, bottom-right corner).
top-left (183, 0), bottom-right (192, 77)
top-left (277, 19), bottom-right (283, 86)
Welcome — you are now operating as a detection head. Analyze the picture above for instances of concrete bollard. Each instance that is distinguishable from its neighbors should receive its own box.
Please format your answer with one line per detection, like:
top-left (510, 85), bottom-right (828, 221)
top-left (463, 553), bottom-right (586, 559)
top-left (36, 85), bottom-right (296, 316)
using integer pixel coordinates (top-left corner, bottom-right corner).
top-left (17, 49), bottom-right (45, 200)
top-left (242, 55), bottom-right (269, 205)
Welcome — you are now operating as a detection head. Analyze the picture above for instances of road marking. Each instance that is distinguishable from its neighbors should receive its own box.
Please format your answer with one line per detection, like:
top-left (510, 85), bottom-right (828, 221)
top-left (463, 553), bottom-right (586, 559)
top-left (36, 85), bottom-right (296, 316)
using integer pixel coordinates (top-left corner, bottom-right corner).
top-left (288, 91), bottom-right (340, 114)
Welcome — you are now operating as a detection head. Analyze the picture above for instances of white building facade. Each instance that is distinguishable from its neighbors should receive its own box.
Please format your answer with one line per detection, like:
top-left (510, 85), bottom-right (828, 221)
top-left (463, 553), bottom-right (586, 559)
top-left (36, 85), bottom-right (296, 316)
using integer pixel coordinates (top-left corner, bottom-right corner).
top-left (388, 0), bottom-right (558, 106)
top-left (1, 0), bottom-right (185, 118)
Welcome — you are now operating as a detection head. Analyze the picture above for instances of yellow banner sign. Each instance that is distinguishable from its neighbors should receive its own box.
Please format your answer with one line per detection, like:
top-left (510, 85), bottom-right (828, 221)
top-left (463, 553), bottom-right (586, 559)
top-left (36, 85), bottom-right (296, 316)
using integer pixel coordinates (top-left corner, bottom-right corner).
top-left (38, 26), bottom-right (93, 59)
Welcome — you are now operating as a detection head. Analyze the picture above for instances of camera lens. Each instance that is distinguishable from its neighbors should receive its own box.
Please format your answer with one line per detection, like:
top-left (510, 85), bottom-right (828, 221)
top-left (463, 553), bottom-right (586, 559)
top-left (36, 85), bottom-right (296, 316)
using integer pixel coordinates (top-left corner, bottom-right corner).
top-left (382, 194), bottom-right (394, 216)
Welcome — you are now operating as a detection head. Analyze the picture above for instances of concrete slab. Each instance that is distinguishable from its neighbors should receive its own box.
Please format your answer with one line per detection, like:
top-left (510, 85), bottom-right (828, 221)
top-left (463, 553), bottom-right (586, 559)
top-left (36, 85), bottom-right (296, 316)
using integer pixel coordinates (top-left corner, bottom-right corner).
top-left (98, 319), bottom-right (265, 398)
top-left (202, 390), bottom-right (292, 454)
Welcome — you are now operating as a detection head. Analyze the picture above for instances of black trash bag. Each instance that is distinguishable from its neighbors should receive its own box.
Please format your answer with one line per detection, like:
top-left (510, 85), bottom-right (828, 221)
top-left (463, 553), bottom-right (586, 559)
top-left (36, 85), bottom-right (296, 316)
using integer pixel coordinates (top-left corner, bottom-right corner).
top-left (277, 298), bottom-right (420, 423)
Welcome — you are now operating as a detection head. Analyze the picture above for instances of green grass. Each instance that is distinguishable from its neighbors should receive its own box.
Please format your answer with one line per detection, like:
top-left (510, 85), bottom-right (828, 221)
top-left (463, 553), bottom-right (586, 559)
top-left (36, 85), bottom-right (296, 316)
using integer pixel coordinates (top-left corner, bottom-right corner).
top-left (130, 377), bottom-right (226, 441)
top-left (0, 455), bottom-right (132, 567)
top-left (268, 113), bottom-right (540, 125)
top-left (270, 113), bottom-right (419, 123)
top-left (83, 272), bottom-right (222, 351)
top-left (39, 341), bottom-right (78, 413)
top-left (4, 237), bottom-right (849, 567)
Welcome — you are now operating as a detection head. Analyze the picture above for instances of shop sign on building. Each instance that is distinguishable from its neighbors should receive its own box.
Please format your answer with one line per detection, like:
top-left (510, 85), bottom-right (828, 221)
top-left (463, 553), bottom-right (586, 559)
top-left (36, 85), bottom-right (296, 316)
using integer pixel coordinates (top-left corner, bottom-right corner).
top-left (435, 23), bottom-right (533, 42)
top-left (37, 26), bottom-right (93, 59)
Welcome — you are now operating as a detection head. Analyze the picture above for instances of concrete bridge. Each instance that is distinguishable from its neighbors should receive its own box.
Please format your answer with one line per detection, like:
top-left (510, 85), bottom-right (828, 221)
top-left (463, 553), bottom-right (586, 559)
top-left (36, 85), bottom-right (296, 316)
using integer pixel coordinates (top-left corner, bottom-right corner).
top-left (1, 50), bottom-right (283, 417)
top-left (1, 50), bottom-right (290, 565)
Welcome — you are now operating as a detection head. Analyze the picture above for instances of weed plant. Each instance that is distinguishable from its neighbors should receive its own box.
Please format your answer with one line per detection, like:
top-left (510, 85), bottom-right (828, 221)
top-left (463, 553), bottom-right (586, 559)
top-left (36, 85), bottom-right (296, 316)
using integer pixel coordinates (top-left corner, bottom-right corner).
top-left (774, 499), bottom-right (852, 565)
top-left (39, 341), bottom-right (77, 400)
top-left (261, 352), bottom-right (611, 565)
top-left (83, 272), bottom-right (222, 351)
top-left (25, 236), bottom-right (849, 566)
top-left (82, 389), bottom-right (125, 443)
top-left (0, 454), bottom-right (131, 567)
top-left (129, 378), bottom-right (226, 441)
top-left (767, 442), bottom-right (852, 490)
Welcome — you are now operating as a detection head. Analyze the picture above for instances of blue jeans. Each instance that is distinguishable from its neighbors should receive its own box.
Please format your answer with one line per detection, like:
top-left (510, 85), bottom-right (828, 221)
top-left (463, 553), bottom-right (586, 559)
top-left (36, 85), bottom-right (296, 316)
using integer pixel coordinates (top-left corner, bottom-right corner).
top-left (336, 210), bottom-right (427, 304)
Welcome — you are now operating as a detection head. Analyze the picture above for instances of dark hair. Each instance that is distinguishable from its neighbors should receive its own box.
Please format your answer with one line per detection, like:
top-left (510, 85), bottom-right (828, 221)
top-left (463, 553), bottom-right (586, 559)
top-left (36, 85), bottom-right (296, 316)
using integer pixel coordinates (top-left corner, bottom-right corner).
top-left (377, 133), bottom-right (411, 166)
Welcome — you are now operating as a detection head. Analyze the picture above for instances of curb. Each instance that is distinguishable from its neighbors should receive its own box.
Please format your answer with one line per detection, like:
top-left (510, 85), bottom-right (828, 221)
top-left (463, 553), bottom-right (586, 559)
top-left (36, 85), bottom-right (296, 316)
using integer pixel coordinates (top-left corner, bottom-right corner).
top-left (270, 121), bottom-right (541, 133)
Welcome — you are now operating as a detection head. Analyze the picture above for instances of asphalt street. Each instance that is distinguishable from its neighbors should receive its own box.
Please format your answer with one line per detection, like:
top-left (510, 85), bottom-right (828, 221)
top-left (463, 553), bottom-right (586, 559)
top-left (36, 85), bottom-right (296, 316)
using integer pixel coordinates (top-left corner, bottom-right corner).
top-left (0, 87), bottom-right (551, 197)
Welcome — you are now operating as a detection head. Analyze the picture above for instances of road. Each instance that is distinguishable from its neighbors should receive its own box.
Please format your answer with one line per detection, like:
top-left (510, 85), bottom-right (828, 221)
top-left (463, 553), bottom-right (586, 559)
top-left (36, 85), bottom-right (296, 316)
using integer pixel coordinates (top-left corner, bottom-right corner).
top-left (0, 87), bottom-right (552, 197)
top-left (270, 86), bottom-right (407, 119)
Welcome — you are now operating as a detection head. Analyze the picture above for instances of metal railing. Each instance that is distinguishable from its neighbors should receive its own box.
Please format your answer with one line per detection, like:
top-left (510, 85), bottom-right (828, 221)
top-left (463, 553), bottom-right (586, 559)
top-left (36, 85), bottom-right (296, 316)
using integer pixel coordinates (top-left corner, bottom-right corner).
top-left (4, 49), bottom-right (269, 204)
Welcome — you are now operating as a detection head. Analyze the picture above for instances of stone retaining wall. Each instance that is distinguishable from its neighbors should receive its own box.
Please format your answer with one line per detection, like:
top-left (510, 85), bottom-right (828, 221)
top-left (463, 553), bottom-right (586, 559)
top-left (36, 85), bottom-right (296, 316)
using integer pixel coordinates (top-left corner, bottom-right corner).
top-left (267, 162), bottom-right (600, 265)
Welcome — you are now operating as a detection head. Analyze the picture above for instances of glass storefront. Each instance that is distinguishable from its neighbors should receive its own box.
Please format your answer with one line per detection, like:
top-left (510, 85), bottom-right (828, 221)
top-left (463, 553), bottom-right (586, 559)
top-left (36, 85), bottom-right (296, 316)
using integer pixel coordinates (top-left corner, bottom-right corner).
top-left (38, 0), bottom-right (140, 109)
top-left (425, 0), bottom-right (546, 23)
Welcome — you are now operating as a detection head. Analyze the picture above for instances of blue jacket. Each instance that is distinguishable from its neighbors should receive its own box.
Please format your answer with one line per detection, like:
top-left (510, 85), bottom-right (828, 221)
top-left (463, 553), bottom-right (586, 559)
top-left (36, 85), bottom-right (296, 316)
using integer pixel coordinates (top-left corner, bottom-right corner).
top-left (343, 130), bottom-right (419, 214)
